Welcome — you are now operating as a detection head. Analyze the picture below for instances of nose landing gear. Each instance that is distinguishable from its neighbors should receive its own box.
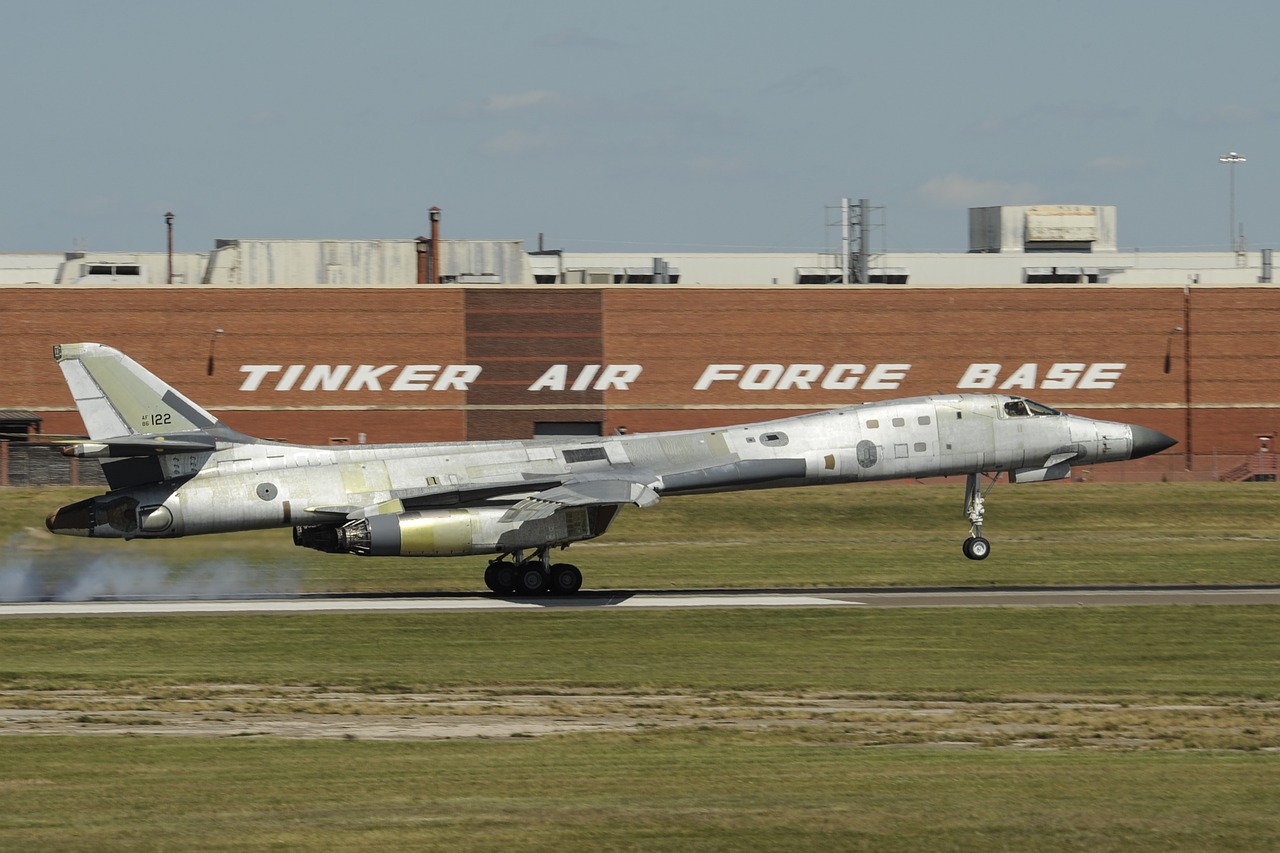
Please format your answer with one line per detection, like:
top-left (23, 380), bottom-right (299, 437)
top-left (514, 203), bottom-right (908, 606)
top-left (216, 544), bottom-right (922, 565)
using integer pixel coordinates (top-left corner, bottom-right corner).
top-left (962, 472), bottom-right (999, 560)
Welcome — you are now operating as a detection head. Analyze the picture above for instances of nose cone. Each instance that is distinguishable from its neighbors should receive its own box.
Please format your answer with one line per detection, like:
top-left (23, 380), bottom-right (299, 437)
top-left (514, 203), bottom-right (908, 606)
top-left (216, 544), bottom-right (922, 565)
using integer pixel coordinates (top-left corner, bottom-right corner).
top-left (1130, 426), bottom-right (1178, 460)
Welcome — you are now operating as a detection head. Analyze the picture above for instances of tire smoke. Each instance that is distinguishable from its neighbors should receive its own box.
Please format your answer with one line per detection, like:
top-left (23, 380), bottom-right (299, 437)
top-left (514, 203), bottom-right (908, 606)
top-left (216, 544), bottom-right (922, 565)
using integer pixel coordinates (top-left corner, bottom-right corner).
top-left (0, 531), bottom-right (300, 602)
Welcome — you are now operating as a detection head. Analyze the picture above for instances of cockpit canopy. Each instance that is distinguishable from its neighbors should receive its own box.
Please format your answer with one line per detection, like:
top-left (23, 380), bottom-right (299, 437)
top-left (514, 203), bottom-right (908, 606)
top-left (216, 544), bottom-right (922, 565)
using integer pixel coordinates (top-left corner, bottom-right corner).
top-left (1002, 397), bottom-right (1062, 418)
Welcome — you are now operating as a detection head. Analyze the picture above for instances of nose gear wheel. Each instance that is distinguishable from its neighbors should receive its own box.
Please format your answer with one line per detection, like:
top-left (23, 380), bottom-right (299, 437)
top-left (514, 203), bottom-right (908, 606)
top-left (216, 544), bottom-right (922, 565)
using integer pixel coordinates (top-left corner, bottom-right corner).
top-left (962, 472), bottom-right (999, 561)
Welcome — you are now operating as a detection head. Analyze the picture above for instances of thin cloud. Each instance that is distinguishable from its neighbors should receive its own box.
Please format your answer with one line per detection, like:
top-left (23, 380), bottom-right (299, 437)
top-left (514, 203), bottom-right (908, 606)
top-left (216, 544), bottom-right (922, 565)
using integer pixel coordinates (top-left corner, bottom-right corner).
top-left (238, 109), bottom-right (282, 128)
top-left (917, 174), bottom-right (1040, 208)
top-left (683, 155), bottom-right (751, 178)
top-left (535, 28), bottom-right (622, 50)
top-left (1206, 103), bottom-right (1265, 124)
top-left (483, 89), bottom-right (562, 112)
top-left (486, 127), bottom-right (557, 154)
top-left (66, 194), bottom-right (121, 216)
top-left (763, 66), bottom-right (850, 95)
top-left (968, 102), bottom-right (1137, 135)
top-left (968, 116), bottom-right (1011, 136)
top-left (1162, 102), bottom-right (1272, 127)
top-left (1088, 154), bottom-right (1144, 173)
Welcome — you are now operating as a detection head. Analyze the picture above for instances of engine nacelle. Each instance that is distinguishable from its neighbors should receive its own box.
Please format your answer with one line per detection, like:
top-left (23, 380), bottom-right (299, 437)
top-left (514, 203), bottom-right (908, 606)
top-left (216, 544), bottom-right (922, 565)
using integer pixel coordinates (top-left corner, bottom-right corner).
top-left (294, 505), bottom-right (619, 557)
top-left (47, 492), bottom-right (183, 538)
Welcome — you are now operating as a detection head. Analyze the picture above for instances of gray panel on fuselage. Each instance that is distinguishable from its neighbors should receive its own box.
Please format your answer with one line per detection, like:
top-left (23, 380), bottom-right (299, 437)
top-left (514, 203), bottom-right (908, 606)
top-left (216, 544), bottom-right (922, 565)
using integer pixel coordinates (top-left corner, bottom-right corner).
top-left (936, 396), bottom-right (998, 473)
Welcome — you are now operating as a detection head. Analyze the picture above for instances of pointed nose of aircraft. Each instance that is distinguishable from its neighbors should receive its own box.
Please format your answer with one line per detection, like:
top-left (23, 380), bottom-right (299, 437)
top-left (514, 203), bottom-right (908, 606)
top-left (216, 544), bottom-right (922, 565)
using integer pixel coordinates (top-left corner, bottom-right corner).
top-left (1130, 425), bottom-right (1178, 460)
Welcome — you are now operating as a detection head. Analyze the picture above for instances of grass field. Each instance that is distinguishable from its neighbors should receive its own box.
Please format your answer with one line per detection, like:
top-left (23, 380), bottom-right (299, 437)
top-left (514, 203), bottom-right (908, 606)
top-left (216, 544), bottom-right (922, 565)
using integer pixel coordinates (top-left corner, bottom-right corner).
top-left (4, 737), bottom-right (1279, 852)
top-left (1, 482), bottom-right (1278, 850)
top-left (4, 482), bottom-right (1279, 594)
top-left (3, 606), bottom-right (1280, 697)
top-left (2, 606), bottom-right (1280, 851)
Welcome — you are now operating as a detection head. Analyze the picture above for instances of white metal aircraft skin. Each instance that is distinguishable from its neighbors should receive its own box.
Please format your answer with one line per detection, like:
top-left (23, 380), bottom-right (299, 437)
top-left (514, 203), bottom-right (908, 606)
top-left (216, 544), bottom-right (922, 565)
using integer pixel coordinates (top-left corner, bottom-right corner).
top-left (45, 343), bottom-right (1177, 594)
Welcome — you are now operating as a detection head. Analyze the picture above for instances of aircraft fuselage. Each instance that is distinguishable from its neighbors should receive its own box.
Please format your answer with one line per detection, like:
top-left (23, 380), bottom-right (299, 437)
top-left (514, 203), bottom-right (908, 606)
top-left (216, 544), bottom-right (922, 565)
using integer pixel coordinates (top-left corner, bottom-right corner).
top-left (43, 341), bottom-right (1179, 590)
top-left (48, 393), bottom-right (1155, 550)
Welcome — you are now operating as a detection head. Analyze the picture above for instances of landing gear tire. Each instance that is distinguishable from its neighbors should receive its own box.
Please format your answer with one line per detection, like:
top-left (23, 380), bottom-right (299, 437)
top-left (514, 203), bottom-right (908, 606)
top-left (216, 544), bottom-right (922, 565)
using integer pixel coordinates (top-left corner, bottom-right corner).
top-left (515, 564), bottom-right (548, 596)
top-left (962, 473), bottom-right (998, 561)
top-left (548, 563), bottom-right (583, 595)
top-left (962, 536), bottom-right (991, 561)
top-left (485, 561), bottom-right (517, 594)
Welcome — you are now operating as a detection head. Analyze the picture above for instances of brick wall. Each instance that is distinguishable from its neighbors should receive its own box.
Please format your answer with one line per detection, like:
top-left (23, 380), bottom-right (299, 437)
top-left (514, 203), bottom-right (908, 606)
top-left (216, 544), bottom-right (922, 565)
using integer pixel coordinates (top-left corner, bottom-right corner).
top-left (3, 286), bottom-right (1276, 475)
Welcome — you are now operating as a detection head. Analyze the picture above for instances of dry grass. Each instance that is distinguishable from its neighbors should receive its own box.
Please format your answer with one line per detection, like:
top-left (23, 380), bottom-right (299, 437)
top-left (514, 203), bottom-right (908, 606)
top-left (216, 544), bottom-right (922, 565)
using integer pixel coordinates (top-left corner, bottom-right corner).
top-left (4, 684), bottom-right (1280, 752)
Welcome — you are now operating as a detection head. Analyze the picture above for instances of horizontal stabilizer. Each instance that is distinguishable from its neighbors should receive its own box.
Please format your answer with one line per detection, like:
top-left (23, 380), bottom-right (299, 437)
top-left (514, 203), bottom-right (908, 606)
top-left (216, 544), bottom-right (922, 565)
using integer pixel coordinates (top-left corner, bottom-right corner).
top-left (62, 434), bottom-right (218, 458)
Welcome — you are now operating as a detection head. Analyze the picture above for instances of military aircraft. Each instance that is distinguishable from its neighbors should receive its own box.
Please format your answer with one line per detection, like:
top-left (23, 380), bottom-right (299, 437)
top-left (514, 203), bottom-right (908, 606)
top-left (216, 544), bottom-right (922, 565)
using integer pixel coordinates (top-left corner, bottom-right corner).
top-left (45, 343), bottom-right (1176, 594)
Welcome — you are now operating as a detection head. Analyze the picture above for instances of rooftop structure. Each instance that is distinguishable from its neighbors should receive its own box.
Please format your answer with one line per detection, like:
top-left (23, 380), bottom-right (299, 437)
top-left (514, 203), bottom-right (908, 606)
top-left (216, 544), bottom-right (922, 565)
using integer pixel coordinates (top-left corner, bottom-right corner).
top-left (2, 205), bottom-right (1273, 288)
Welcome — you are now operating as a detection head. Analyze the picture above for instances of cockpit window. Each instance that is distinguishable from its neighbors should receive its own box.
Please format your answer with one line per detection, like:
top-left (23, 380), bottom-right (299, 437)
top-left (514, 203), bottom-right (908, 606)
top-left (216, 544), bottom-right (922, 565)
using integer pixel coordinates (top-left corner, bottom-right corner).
top-left (1004, 398), bottom-right (1062, 418)
top-left (1025, 399), bottom-right (1061, 416)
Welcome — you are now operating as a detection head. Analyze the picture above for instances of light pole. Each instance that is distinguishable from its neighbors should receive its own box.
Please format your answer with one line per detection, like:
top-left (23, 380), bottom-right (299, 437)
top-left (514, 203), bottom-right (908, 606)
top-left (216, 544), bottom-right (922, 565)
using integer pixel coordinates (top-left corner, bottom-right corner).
top-left (207, 328), bottom-right (223, 377)
top-left (1163, 286), bottom-right (1194, 472)
top-left (165, 211), bottom-right (174, 284)
top-left (1218, 151), bottom-right (1246, 251)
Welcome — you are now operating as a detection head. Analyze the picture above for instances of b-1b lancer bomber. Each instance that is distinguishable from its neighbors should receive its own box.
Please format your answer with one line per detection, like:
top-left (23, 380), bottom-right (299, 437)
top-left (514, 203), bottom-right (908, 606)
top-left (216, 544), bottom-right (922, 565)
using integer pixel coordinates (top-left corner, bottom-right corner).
top-left (45, 343), bottom-right (1176, 594)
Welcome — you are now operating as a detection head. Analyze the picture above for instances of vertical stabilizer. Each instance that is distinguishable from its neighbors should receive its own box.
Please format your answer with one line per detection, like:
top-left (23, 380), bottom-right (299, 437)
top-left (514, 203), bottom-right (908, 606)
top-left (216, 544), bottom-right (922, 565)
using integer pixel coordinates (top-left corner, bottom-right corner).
top-left (54, 343), bottom-right (221, 440)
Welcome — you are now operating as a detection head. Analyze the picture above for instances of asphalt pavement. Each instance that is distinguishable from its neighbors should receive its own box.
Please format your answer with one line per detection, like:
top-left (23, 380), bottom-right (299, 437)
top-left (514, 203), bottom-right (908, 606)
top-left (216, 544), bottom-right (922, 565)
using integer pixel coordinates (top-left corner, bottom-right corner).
top-left (3, 585), bottom-right (1279, 617)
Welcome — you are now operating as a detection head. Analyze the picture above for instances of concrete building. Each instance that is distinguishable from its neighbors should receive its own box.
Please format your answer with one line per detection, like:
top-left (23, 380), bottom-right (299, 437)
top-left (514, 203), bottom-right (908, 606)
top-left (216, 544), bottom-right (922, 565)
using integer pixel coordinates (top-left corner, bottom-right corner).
top-left (2, 205), bottom-right (1274, 288)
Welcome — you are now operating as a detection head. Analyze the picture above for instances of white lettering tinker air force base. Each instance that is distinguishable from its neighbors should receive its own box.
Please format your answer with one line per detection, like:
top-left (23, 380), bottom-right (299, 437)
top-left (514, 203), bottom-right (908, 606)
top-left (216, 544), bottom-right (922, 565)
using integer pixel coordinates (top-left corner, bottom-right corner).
top-left (237, 362), bottom-right (1128, 393)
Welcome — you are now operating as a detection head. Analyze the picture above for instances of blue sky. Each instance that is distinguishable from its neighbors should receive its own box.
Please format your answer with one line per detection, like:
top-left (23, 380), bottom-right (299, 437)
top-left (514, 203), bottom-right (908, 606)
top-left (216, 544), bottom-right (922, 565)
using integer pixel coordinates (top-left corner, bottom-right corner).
top-left (3, 0), bottom-right (1276, 254)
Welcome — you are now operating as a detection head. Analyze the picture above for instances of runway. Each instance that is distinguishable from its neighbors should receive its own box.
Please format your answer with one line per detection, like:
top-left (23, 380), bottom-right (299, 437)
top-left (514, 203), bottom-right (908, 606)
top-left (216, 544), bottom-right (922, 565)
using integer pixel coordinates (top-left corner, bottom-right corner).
top-left (3, 585), bottom-right (1279, 617)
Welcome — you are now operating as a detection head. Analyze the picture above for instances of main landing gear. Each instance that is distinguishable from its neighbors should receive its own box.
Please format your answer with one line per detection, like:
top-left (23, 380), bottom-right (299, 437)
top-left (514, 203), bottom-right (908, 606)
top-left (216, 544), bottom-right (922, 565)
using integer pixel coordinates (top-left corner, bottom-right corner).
top-left (484, 547), bottom-right (583, 596)
top-left (962, 472), bottom-right (999, 561)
